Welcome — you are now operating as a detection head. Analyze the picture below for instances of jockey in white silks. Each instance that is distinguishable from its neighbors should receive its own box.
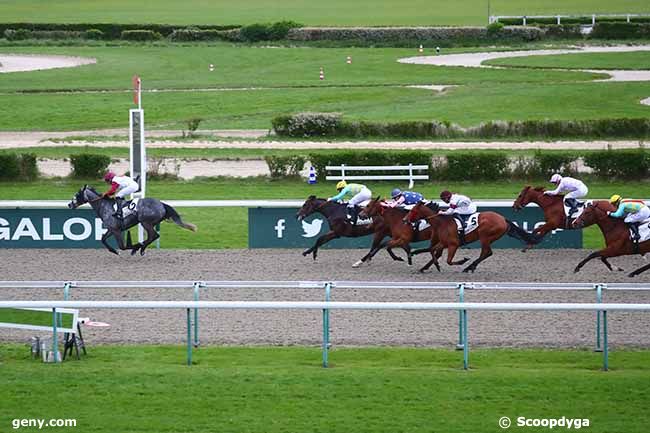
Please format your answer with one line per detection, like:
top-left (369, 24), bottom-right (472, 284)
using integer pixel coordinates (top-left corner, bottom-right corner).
top-left (439, 190), bottom-right (477, 244)
top-left (543, 174), bottom-right (588, 222)
top-left (103, 171), bottom-right (139, 219)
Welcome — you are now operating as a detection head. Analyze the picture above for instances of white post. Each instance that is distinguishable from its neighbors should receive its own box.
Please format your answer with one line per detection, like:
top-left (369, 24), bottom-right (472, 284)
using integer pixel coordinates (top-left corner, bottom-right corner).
top-left (523, 16), bottom-right (527, 25)
top-left (129, 77), bottom-right (146, 244)
top-left (627, 14), bottom-right (630, 23)
top-left (340, 164), bottom-right (346, 181)
top-left (592, 14), bottom-right (595, 25)
top-left (408, 163), bottom-right (414, 189)
top-left (557, 16), bottom-right (561, 25)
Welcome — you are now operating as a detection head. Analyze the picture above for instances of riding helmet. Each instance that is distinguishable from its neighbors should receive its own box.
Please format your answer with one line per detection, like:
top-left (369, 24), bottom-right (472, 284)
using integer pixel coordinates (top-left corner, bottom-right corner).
top-left (391, 188), bottom-right (402, 199)
top-left (104, 171), bottom-right (116, 182)
top-left (440, 190), bottom-right (452, 201)
top-left (336, 180), bottom-right (347, 191)
top-left (609, 194), bottom-right (622, 204)
top-left (549, 173), bottom-right (562, 184)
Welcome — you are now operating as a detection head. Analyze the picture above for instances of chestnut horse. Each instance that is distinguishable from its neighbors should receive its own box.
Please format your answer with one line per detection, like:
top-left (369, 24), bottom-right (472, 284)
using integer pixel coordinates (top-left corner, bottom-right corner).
top-left (296, 196), bottom-right (403, 263)
top-left (573, 200), bottom-right (650, 277)
top-left (406, 201), bottom-right (541, 273)
top-left (513, 186), bottom-right (580, 247)
top-left (357, 198), bottom-right (438, 267)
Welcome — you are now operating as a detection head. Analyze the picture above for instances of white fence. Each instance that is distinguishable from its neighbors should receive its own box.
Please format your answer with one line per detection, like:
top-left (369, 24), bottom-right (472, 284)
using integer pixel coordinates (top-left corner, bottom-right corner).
top-left (325, 164), bottom-right (429, 189)
top-left (490, 13), bottom-right (650, 25)
top-left (3, 280), bottom-right (650, 370)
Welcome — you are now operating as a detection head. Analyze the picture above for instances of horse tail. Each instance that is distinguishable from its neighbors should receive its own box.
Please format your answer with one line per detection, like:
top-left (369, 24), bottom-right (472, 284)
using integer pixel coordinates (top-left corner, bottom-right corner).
top-left (162, 203), bottom-right (197, 232)
top-left (506, 220), bottom-right (541, 245)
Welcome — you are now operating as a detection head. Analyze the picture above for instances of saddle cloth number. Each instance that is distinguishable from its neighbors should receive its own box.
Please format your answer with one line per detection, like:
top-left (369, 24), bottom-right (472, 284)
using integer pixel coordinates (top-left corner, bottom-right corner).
top-left (564, 201), bottom-right (586, 221)
top-left (114, 199), bottom-right (138, 217)
top-left (454, 213), bottom-right (480, 235)
top-left (632, 219), bottom-right (650, 243)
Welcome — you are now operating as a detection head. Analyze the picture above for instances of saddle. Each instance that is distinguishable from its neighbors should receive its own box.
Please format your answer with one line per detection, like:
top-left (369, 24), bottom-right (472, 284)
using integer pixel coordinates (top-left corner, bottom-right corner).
top-left (346, 206), bottom-right (372, 226)
top-left (453, 213), bottom-right (480, 235)
top-left (113, 199), bottom-right (137, 218)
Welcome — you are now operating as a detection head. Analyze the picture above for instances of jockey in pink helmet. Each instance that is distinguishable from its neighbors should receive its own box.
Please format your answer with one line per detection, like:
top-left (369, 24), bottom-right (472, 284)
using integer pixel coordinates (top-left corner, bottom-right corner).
top-left (544, 174), bottom-right (588, 223)
top-left (103, 171), bottom-right (139, 219)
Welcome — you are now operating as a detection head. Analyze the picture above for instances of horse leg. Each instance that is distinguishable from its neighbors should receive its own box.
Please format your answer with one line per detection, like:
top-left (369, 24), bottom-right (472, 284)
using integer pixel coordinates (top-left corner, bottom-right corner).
top-left (386, 247), bottom-right (404, 262)
top-left (303, 231), bottom-right (338, 261)
top-left (600, 257), bottom-right (624, 272)
top-left (402, 243), bottom-right (412, 267)
top-left (628, 262), bottom-right (650, 277)
top-left (574, 251), bottom-right (601, 273)
top-left (101, 230), bottom-right (119, 255)
top-left (136, 222), bottom-right (159, 256)
top-left (420, 244), bottom-right (443, 273)
top-left (463, 243), bottom-right (493, 273)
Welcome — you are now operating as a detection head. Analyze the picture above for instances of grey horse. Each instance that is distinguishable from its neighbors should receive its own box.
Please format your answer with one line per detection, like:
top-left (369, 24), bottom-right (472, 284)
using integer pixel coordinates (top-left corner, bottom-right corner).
top-left (68, 185), bottom-right (196, 255)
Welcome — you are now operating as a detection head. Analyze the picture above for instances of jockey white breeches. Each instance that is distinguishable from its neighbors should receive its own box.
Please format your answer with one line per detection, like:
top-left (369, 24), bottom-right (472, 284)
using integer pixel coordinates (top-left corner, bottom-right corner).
top-left (116, 184), bottom-right (139, 198)
top-left (564, 186), bottom-right (588, 200)
top-left (624, 206), bottom-right (650, 224)
top-left (348, 188), bottom-right (372, 207)
top-left (454, 203), bottom-right (478, 215)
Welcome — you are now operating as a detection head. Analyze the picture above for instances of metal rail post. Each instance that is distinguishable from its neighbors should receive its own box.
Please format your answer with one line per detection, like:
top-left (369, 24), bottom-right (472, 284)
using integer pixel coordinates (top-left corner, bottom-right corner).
top-left (322, 282), bottom-right (332, 368)
top-left (63, 282), bottom-right (71, 301)
top-left (52, 308), bottom-right (59, 364)
top-left (594, 284), bottom-right (604, 352)
top-left (186, 308), bottom-right (192, 366)
top-left (456, 283), bottom-right (465, 350)
top-left (193, 282), bottom-right (203, 347)
top-left (463, 309), bottom-right (469, 370)
top-left (603, 310), bottom-right (609, 371)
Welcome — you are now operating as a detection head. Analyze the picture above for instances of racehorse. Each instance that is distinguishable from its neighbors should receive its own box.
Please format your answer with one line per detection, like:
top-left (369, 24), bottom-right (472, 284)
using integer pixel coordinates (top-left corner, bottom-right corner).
top-left (296, 195), bottom-right (403, 263)
top-left (358, 198), bottom-right (439, 267)
top-left (406, 201), bottom-right (541, 273)
top-left (513, 185), bottom-right (579, 248)
top-left (68, 185), bottom-right (196, 255)
top-left (572, 200), bottom-right (650, 276)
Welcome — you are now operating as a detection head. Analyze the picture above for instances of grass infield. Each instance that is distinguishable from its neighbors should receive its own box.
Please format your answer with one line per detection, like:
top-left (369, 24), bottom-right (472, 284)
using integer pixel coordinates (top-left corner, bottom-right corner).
top-left (1, 344), bottom-right (648, 433)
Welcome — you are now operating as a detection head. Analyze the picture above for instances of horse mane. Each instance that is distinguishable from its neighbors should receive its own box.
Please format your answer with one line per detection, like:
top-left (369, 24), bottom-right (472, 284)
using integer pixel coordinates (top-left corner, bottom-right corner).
top-left (532, 186), bottom-right (546, 192)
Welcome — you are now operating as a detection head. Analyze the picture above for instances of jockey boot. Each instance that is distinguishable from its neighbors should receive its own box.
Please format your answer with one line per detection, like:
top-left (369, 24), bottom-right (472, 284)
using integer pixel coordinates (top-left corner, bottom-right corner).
top-left (348, 206), bottom-right (358, 225)
top-left (564, 198), bottom-right (578, 226)
top-left (630, 222), bottom-right (641, 242)
top-left (457, 215), bottom-right (467, 245)
top-left (113, 197), bottom-right (125, 219)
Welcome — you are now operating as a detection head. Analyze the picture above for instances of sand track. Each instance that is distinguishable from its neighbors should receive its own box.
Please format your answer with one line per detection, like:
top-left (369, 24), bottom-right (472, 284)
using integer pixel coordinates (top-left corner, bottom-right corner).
top-left (2, 248), bottom-right (649, 348)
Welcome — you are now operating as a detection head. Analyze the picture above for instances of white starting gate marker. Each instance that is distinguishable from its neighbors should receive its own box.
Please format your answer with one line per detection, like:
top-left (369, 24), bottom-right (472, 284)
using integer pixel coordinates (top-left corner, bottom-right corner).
top-left (130, 75), bottom-right (146, 243)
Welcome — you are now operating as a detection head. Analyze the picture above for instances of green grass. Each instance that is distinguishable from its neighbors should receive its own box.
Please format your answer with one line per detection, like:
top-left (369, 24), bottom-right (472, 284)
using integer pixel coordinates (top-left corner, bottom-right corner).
top-left (485, 51), bottom-right (650, 70)
top-left (1, 0), bottom-right (649, 26)
top-left (0, 309), bottom-right (74, 328)
top-left (1, 345), bottom-right (649, 433)
top-left (1, 177), bottom-right (647, 249)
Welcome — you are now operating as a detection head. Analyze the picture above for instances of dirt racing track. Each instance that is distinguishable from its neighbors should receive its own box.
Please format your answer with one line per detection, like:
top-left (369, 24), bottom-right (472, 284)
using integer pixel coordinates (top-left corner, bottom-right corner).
top-left (3, 248), bottom-right (650, 349)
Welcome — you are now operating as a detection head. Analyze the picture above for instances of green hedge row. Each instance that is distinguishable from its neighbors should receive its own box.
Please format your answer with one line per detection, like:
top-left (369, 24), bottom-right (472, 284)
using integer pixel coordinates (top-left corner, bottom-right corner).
top-left (591, 22), bottom-right (650, 39)
top-left (70, 154), bottom-right (111, 178)
top-left (272, 113), bottom-right (650, 140)
top-left (296, 149), bottom-right (649, 181)
top-left (0, 23), bottom-right (238, 40)
top-left (287, 26), bottom-right (543, 46)
top-left (0, 153), bottom-right (38, 181)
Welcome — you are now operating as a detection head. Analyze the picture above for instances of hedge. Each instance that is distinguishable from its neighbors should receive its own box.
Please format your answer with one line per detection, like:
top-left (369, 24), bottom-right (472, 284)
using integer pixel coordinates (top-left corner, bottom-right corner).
top-left (121, 30), bottom-right (162, 41)
top-left (287, 26), bottom-right (543, 46)
top-left (70, 154), bottom-right (111, 178)
top-left (169, 28), bottom-right (227, 42)
top-left (583, 149), bottom-right (650, 179)
top-left (272, 113), bottom-right (650, 140)
top-left (591, 22), bottom-right (650, 39)
top-left (264, 155), bottom-right (306, 178)
top-left (0, 153), bottom-right (38, 181)
top-left (0, 22), bottom-right (238, 40)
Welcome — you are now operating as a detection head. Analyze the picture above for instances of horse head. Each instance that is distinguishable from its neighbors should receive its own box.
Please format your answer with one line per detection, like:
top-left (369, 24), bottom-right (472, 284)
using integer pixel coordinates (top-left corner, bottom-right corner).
top-left (513, 185), bottom-right (537, 211)
top-left (296, 195), bottom-right (325, 221)
top-left (359, 196), bottom-right (383, 219)
top-left (405, 201), bottom-right (435, 223)
top-left (572, 200), bottom-right (612, 229)
top-left (68, 185), bottom-right (91, 209)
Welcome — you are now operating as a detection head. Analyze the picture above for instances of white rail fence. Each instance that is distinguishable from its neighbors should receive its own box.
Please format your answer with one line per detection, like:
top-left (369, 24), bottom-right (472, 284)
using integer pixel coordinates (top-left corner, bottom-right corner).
top-left (3, 280), bottom-right (650, 369)
top-left (490, 13), bottom-right (650, 25)
top-left (325, 164), bottom-right (429, 189)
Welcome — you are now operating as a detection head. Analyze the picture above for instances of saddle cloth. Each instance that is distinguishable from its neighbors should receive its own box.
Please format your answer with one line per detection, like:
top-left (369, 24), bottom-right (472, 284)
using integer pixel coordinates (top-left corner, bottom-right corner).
top-left (631, 219), bottom-right (650, 242)
top-left (417, 219), bottom-right (430, 231)
top-left (113, 198), bottom-right (138, 218)
top-left (563, 200), bottom-right (588, 221)
top-left (453, 212), bottom-right (480, 235)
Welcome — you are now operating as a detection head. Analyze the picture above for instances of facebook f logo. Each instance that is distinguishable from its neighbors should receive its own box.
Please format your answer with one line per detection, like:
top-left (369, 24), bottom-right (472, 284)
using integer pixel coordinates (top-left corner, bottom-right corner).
top-left (274, 219), bottom-right (286, 238)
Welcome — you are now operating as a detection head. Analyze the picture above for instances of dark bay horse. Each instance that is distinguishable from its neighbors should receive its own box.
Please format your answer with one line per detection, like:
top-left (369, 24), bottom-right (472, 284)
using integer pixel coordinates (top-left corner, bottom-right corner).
top-left (296, 196), bottom-right (403, 263)
top-left (358, 198), bottom-right (438, 267)
top-left (68, 185), bottom-right (196, 255)
top-left (573, 200), bottom-right (650, 277)
top-left (513, 186), bottom-right (580, 246)
top-left (406, 201), bottom-right (540, 273)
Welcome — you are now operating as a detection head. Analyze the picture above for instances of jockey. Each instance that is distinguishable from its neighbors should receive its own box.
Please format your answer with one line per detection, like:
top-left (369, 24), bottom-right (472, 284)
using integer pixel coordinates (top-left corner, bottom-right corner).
top-left (608, 194), bottom-right (650, 243)
top-left (328, 180), bottom-right (372, 224)
top-left (387, 188), bottom-right (424, 208)
top-left (544, 174), bottom-right (588, 222)
top-left (439, 190), bottom-right (477, 244)
top-left (103, 171), bottom-right (139, 219)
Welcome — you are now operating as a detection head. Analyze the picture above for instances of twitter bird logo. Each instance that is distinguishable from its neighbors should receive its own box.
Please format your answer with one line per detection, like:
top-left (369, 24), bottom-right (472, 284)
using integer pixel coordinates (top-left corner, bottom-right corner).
top-left (301, 219), bottom-right (323, 238)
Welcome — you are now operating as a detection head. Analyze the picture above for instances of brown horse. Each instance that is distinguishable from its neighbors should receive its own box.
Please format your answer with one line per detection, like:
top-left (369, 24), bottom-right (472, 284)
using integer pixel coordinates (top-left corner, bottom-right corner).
top-left (296, 196), bottom-right (403, 263)
top-left (406, 201), bottom-right (540, 273)
top-left (513, 186), bottom-right (579, 245)
top-left (572, 200), bottom-right (650, 276)
top-left (357, 198), bottom-right (438, 267)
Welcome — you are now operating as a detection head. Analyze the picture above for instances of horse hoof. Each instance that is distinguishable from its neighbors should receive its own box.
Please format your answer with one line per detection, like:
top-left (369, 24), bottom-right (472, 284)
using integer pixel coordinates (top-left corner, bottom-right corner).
top-left (140, 249), bottom-right (146, 256)
top-left (302, 251), bottom-right (309, 257)
top-left (573, 268), bottom-right (581, 274)
top-left (616, 267), bottom-right (624, 272)
top-left (131, 249), bottom-right (138, 256)
top-left (628, 272), bottom-right (637, 278)
top-left (352, 260), bottom-right (363, 268)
